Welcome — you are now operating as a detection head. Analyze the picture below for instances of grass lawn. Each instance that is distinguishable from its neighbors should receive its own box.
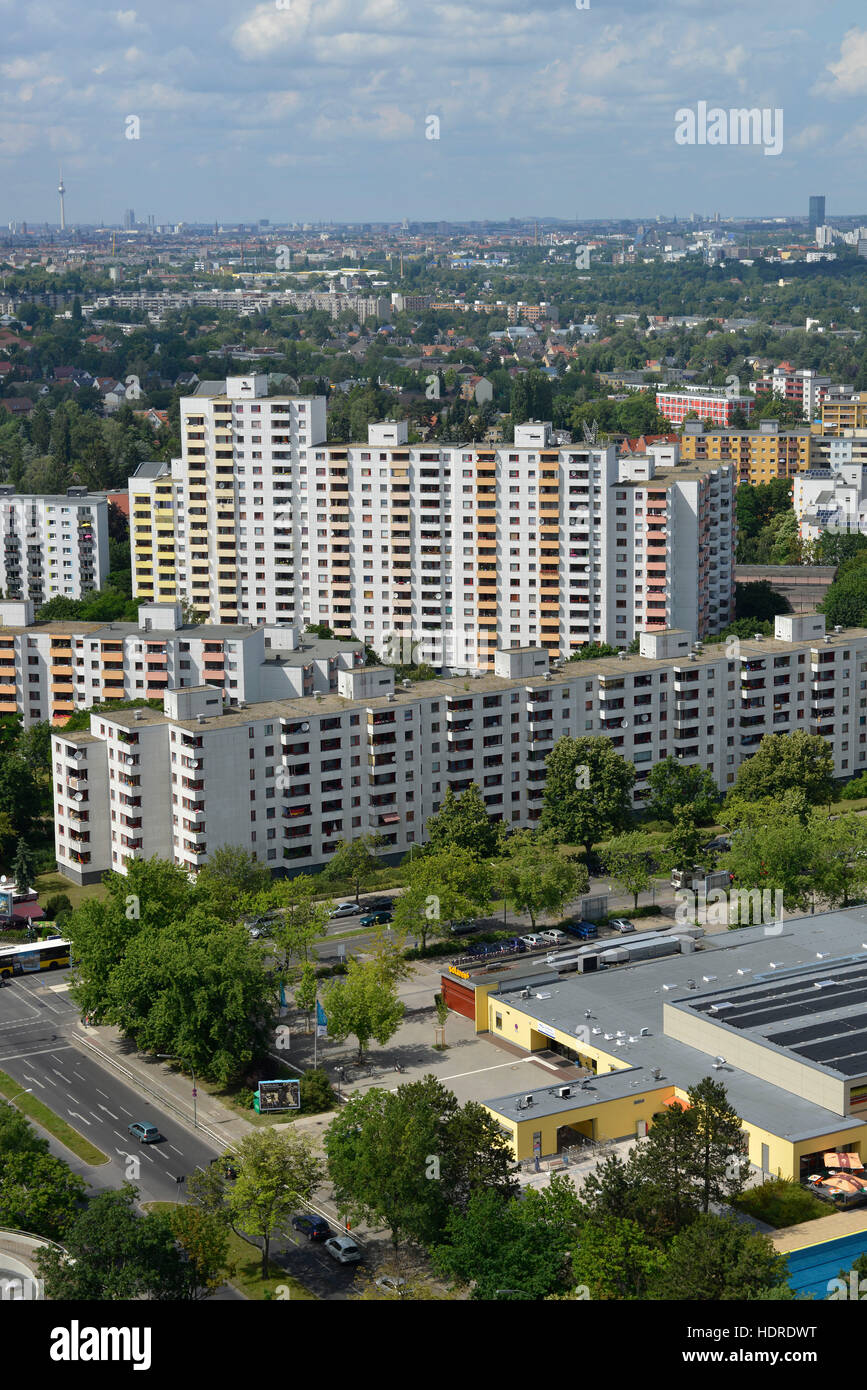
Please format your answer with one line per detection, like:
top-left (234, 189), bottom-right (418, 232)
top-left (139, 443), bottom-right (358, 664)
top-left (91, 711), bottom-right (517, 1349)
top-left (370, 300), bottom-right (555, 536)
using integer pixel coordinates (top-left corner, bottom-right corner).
top-left (0, 1066), bottom-right (108, 1165)
top-left (143, 1201), bottom-right (317, 1300)
top-left (34, 870), bottom-right (108, 913)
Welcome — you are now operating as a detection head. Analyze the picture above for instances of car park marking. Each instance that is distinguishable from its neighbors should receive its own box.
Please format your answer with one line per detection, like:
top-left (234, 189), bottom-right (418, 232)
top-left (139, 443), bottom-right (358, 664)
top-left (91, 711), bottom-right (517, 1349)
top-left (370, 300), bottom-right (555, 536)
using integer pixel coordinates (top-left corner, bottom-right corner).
top-left (169, 1144), bottom-right (182, 1154)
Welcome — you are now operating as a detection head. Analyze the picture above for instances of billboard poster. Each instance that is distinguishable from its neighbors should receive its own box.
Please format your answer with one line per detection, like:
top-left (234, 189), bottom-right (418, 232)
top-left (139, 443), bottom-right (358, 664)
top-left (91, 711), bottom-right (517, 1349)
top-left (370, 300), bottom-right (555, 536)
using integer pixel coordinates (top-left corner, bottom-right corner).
top-left (256, 1079), bottom-right (301, 1113)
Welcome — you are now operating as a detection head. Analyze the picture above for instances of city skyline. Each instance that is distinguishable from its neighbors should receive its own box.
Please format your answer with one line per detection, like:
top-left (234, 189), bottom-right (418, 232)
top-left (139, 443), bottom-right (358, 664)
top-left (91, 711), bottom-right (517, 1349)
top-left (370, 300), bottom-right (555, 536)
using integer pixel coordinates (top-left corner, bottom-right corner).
top-left (2, 0), bottom-right (867, 224)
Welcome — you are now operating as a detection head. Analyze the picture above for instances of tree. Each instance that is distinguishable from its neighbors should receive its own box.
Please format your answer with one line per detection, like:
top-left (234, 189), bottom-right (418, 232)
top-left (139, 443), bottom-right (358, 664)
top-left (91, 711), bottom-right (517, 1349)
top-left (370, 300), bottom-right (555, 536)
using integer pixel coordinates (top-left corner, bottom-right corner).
top-left (540, 736), bottom-right (635, 854)
top-left (735, 579), bottom-right (791, 621)
top-left (10, 838), bottom-right (36, 892)
top-left (0, 755), bottom-right (41, 837)
top-left (227, 1129), bottom-right (321, 1276)
top-left (323, 834), bottom-right (384, 901)
top-left (425, 783), bottom-right (499, 858)
top-left (723, 813), bottom-right (820, 916)
top-left (195, 845), bottom-right (271, 917)
top-left (322, 958), bottom-right (405, 1060)
top-left (432, 1180), bottom-right (577, 1300)
top-left (294, 961), bottom-right (318, 1031)
top-left (392, 846), bottom-right (494, 948)
top-left (650, 1214), bottom-right (794, 1301)
top-left (646, 757), bottom-right (720, 823)
top-left (36, 1185), bottom-right (182, 1300)
top-left (661, 804), bottom-right (707, 877)
top-left (501, 832), bottom-right (588, 927)
top-left (166, 1205), bottom-right (231, 1300)
top-left (17, 720), bottom-right (52, 776)
top-left (324, 1076), bottom-right (518, 1249)
top-left (688, 1076), bottom-right (751, 1214)
top-left (571, 1216), bottom-right (663, 1300)
top-left (729, 730), bottom-right (835, 809)
top-left (812, 813), bottom-right (867, 907)
top-left (270, 874), bottom-right (328, 973)
top-left (0, 1147), bottom-right (85, 1241)
top-left (601, 832), bottom-right (654, 910)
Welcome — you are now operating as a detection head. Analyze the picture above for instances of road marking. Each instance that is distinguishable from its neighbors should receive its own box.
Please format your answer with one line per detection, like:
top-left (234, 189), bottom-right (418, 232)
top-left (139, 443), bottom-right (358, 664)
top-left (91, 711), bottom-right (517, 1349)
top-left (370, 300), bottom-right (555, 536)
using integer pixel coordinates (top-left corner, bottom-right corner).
top-left (67, 1110), bottom-right (91, 1125)
top-left (0, 1045), bottom-right (73, 1062)
top-left (438, 1059), bottom-right (538, 1083)
top-left (96, 1088), bottom-right (110, 1099)
top-left (87, 1110), bottom-right (103, 1123)
top-left (97, 1103), bottom-right (119, 1120)
top-left (22, 1073), bottom-right (45, 1088)
top-left (150, 1146), bottom-right (170, 1162)
top-left (118, 1104), bottom-right (133, 1117)
top-left (169, 1144), bottom-right (182, 1154)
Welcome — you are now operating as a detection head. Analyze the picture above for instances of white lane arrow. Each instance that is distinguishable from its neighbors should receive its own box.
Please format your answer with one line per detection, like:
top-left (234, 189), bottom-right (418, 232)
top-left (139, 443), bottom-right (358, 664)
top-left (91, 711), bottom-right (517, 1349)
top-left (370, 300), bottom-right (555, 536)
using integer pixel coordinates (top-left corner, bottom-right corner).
top-left (67, 1110), bottom-right (91, 1125)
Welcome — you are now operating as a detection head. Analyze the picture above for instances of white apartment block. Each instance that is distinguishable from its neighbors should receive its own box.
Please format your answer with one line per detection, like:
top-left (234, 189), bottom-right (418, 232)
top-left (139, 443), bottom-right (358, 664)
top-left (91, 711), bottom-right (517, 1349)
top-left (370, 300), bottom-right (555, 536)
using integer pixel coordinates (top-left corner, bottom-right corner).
top-left (793, 446), bottom-right (867, 541)
top-left (0, 599), bottom-right (362, 728)
top-left (129, 377), bottom-right (735, 669)
top-left (0, 487), bottom-right (109, 607)
top-left (53, 612), bottom-right (864, 885)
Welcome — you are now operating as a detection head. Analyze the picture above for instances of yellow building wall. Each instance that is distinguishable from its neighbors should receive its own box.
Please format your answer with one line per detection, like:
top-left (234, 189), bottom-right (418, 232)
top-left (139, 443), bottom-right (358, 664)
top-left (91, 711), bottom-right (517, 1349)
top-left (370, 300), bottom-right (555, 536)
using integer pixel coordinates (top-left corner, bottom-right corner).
top-left (487, 1086), bottom-right (674, 1162)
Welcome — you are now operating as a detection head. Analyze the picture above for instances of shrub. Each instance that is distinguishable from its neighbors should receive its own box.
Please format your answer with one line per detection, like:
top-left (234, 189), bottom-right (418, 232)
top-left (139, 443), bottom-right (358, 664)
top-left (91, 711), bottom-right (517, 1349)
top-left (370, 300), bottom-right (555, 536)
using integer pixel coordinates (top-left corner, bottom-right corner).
top-left (733, 1176), bottom-right (827, 1228)
top-left (841, 773), bottom-right (867, 801)
top-left (299, 1068), bottom-right (336, 1115)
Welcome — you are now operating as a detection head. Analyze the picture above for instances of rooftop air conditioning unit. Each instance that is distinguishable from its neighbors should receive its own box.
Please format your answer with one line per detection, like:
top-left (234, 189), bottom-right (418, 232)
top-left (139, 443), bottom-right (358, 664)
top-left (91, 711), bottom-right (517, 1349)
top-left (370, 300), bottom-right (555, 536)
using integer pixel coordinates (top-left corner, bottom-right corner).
top-left (523, 1094), bottom-right (534, 1106)
top-left (753, 633), bottom-right (763, 641)
top-left (401, 678), bottom-right (411, 689)
top-left (196, 714), bottom-right (206, 724)
top-left (519, 988), bottom-right (530, 998)
top-left (387, 692), bottom-right (396, 702)
top-left (834, 625), bottom-right (843, 634)
top-left (557, 1086), bottom-right (571, 1098)
top-left (313, 692), bottom-right (322, 701)
top-left (651, 1067), bottom-right (662, 1080)
top-left (824, 634), bottom-right (831, 643)
top-left (618, 651), bottom-right (627, 661)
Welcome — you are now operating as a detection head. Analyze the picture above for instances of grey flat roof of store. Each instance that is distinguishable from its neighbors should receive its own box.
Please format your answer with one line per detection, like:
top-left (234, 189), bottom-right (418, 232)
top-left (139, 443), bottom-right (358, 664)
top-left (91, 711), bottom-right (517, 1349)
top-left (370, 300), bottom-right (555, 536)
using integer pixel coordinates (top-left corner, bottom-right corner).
top-left (479, 909), bottom-right (867, 1139)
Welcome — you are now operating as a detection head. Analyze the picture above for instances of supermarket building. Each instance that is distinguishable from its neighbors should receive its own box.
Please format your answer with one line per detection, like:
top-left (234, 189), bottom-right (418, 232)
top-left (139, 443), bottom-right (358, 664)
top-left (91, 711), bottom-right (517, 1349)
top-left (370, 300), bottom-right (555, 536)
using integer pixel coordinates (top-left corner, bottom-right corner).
top-left (441, 909), bottom-right (867, 1179)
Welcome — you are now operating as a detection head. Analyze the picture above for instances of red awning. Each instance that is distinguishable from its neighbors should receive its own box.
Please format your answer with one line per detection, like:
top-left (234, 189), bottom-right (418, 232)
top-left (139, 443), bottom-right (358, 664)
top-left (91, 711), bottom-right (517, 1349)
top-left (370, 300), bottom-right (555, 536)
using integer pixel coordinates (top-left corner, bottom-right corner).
top-left (12, 903), bottom-right (45, 922)
top-left (824, 1152), bottom-right (864, 1170)
top-left (664, 1095), bottom-right (691, 1110)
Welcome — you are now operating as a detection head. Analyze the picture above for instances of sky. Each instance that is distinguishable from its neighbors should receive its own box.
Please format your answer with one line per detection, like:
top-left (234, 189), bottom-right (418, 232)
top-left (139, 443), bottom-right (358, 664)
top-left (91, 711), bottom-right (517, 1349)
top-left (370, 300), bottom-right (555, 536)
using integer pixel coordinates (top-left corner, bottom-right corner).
top-left (2, 0), bottom-right (867, 226)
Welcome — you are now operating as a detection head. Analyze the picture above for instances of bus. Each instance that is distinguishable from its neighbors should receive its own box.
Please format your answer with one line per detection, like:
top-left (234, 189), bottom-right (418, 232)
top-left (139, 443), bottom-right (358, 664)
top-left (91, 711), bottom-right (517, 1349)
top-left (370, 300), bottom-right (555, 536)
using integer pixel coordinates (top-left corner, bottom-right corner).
top-left (0, 939), bottom-right (72, 980)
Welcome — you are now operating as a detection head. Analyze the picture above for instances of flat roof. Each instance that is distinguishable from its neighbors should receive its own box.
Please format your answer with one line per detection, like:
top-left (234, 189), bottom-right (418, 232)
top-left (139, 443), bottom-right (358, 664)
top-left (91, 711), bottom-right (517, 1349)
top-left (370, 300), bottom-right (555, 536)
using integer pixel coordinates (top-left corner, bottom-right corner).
top-left (478, 909), bottom-right (867, 1141)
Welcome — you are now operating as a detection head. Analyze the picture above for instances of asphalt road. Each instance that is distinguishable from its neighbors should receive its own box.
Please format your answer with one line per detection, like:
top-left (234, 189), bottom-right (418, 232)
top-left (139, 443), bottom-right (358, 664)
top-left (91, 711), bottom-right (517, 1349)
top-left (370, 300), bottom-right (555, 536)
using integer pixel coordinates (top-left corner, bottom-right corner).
top-left (0, 966), bottom-right (220, 1204)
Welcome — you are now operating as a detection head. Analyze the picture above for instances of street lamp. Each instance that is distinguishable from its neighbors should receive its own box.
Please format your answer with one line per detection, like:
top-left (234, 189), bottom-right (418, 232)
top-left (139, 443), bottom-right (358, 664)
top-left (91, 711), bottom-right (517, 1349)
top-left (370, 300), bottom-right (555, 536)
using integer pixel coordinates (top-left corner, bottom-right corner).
top-left (4, 1085), bottom-right (33, 1109)
top-left (157, 1055), bottom-right (197, 1129)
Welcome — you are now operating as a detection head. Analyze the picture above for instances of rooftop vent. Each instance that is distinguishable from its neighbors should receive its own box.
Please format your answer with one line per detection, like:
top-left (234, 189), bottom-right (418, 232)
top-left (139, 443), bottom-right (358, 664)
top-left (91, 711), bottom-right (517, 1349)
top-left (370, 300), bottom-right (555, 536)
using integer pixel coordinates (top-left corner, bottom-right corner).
top-left (753, 633), bottom-right (763, 641)
top-left (523, 1094), bottom-right (534, 1107)
top-left (134, 709), bottom-right (144, 720)
top-left (557, 1086), bottom-right (571, 1099)
top-left (313, 692), bottom-right (322, 701)
top-left (834, 625), bottom-right (843, 634)
top-left (196, 714), bottom-right (206, 724)
top-left (386, 692), bottom-right (396, 702)
top-left (401, 678), bottom-right (411, 689)
top-left (650, 1067), bottom-right (662, 1080)
top-left (617, 651), bottom-right (627, 661)
top-left (824, 634), bottom-right (832, 643)
top-left (544, 671), bottom-right (553, 681)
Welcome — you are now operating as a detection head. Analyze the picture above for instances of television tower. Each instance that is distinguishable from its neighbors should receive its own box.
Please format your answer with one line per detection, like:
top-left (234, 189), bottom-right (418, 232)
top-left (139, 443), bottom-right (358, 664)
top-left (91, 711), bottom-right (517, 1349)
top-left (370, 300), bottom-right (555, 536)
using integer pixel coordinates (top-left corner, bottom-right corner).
top-left (58, 166), bottom-right (66, 231)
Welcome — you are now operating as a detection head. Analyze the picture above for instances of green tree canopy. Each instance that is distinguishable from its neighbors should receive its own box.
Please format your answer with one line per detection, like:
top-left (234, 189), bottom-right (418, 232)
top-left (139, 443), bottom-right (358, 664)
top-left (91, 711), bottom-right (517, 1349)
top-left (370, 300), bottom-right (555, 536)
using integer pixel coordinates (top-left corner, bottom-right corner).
top-left (425, 783), bottom-right (500, 858)
top-left (728, 730), bottom-right (835, 808)
top-left (540, 736), bottom-right (635, 854)
top-left (646, 757), bottom-right (720, 823)
top-left (322, 957), bottom-right (405, 1060)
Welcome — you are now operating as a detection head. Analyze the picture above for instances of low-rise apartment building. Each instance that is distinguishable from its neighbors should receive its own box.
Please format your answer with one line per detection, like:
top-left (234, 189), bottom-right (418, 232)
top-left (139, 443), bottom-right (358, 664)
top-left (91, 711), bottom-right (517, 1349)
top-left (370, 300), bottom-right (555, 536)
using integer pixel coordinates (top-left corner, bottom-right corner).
top-left (0, 599), bottom-right (363, 727)
top-left (0, 487), bottom-right (109, 606)
top-left (656, 388), bottom-right (755, 427)
top-left (52, 612), bottom-right (867, 884)
top-left (679, 419), bottom-right (812, 483)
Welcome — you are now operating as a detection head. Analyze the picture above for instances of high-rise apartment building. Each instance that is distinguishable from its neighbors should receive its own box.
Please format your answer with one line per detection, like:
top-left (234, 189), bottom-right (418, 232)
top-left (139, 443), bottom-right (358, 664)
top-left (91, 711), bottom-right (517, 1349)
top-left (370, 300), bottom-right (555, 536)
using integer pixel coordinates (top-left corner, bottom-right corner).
top-left (809, 195), bottom-right (826, 231)
top-left (680, 419), bottom-right (813, 484)
top-left (0, 487), bottom-right (109, 607)
top-left (129, 378), bottom-right (735, 668)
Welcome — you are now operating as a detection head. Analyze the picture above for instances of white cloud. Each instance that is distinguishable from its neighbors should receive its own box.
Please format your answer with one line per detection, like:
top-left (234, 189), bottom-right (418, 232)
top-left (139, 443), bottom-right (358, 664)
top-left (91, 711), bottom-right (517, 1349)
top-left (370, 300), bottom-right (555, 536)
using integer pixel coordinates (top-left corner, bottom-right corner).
top-left (114, 9), bottom-right (140, 30)
top-left (816, 28), bottom-right (867, 97)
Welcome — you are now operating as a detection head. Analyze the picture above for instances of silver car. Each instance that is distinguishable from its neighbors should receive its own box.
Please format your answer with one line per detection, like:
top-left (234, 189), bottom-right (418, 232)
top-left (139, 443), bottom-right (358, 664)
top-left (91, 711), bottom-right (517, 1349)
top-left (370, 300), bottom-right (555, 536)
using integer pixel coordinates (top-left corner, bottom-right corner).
top-left (324, 1235), bottom-right (362, 1264)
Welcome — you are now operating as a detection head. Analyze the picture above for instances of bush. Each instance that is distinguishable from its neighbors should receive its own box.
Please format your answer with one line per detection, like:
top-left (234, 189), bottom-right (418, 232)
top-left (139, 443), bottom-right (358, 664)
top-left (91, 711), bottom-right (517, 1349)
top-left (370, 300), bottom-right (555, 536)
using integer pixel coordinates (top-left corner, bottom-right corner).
top-left (43, 894), bottom-right (73, 921)
top-left (841, 774), bottom-right (867, 801)
top-left (299, 1068), bottom-right (336, 1115)
top-left (733, 1176), bottom-right (827, 1228)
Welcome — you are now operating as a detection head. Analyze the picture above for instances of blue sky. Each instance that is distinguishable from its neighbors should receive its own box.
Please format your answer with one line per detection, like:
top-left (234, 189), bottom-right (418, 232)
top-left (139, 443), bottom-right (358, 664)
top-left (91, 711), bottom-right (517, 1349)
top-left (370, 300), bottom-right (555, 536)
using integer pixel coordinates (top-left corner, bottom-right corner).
top-left (2, 0), bottom-right (866, 225)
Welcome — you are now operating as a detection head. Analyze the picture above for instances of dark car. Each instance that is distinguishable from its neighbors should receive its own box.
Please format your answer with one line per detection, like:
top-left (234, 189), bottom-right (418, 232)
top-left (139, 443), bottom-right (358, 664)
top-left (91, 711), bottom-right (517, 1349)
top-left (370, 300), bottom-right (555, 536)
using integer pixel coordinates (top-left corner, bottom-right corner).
top-left (291, 1213), bottom-right (332, 1242)
top-left (362, 898), bottom-right (394, 913)
top-left (448, 918), bottom-right (483, 935)
top-left (360, 909), bottom-right (393, 927)
top-left (563, 919), bottom-right (598, 939)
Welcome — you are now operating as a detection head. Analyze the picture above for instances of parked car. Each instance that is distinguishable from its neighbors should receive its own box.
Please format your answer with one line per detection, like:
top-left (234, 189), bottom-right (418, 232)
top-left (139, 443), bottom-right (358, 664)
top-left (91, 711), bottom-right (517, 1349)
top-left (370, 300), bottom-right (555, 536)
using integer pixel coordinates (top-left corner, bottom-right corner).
top-left (704, 836), bottom-right (731, 854)
top-left (128, 1122), bottom-right (161, 1144)
top-left (328, 902), bottom-right (361, 919)
top-left (375, 1274), bottom-right (407, 1296)
top-left (609, 918), bottom-right (636, 935)
top-left (291, 1213), bottom-right (332, 1242)
top-left (362, 898), bottom-right (394, 913)
top-left (360, 909), bottom-right (393, 927)
top-left (564, 919), bottom-right (598, 940)
top-left (448, 918), bottom-right (483, 935)
top-left (324, 1235), bottom-right (362, 1264)
top-left (521, 934), bottom-right (543, 949)
top-left (539, 929), bottom-right (565, 946)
